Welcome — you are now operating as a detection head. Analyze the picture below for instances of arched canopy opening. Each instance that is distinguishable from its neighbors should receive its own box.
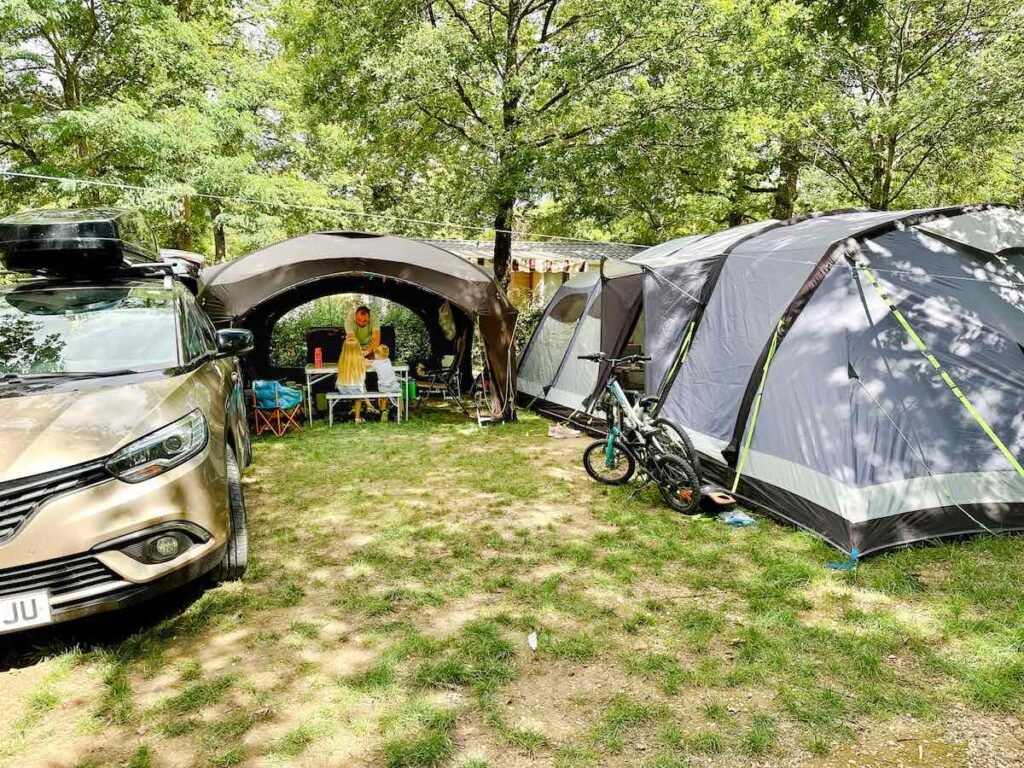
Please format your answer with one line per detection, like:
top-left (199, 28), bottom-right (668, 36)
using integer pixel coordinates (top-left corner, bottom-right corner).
top-left (247, 274), bottom-right (475, 387)
top-left (198, 232), bottom-right (518, 420)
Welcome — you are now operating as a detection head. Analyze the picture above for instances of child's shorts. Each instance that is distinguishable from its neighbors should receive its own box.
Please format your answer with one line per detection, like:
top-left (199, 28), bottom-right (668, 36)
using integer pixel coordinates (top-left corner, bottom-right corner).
top-left (336, 384), bottom-right (364, 395)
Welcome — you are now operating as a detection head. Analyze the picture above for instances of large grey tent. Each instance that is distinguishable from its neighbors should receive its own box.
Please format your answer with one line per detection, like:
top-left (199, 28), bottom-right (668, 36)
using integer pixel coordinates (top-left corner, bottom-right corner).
top-left (638, 205), bottom-right (1024, 555)
top-left (198, 232), bottom-right (519, 420)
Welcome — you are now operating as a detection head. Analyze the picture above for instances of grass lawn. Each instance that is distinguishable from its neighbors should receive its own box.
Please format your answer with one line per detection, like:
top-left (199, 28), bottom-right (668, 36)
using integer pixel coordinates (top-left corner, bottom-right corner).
top-left (1, 410), bottom-right (1023, 767)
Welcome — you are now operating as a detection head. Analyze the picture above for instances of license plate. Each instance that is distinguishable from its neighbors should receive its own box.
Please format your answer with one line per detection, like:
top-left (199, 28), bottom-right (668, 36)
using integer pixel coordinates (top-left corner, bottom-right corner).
top-left (0, 590), bottom-right (52, 634)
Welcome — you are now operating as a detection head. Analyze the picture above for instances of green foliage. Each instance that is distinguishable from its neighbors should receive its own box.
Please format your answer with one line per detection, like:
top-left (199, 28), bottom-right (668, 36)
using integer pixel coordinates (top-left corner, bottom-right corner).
top-left (270, 295), bottom-right (430, 367)
top-left (2, 0), bottom-right (1023, 269)
top-left (382, 704), bottom-right (457, 768)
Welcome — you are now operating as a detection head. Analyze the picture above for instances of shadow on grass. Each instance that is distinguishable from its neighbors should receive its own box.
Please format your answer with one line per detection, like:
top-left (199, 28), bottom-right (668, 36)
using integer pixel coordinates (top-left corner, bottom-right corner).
top-left (0, 580), bottom-right (208, 672)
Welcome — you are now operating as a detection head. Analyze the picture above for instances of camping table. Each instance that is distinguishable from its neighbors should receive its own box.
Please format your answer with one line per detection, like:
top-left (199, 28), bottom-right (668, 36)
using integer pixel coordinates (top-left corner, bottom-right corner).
top-left (304, 364), bottom-right (410, 426)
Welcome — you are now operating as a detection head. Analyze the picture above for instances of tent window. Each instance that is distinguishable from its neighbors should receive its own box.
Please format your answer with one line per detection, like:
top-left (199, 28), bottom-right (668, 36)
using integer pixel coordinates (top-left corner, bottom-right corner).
top-left (548, 293), bottom-right (587, 324)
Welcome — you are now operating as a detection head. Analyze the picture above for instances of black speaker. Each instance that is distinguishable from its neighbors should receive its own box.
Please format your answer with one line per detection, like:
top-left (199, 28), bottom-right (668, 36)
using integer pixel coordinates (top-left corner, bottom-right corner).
top-left (380, 325), bottom-right (396, 359)
top-left (306, 327), bottom-right (345, 364)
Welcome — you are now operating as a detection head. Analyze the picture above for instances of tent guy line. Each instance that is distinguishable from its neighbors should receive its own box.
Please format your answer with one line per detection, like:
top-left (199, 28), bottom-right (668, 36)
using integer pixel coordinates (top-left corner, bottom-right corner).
top-left (0, 170), bottom-right (646, 248)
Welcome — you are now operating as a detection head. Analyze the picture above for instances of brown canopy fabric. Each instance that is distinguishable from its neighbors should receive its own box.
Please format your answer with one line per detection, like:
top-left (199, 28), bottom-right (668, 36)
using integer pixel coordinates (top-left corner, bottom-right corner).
top-left (198, 231), bottom-right (518, 420)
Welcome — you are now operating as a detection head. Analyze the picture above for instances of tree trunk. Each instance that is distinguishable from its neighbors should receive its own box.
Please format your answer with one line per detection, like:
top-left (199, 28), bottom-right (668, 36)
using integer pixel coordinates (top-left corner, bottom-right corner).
top-left (772, 141), bottom-right (800, 220)
top-left (175, 195), bottom-right (193, 251)
top-left (211, 202), bottom-right (227, 262)
top-left (868, 134), bottom-right (886, 210)
top-left (214, 221), bottom-right (226, 262)
top-left (176, 0), bottom-right (194, 21)
top-left (493, 196), bottom-right (514, 289)
top-left (491, 1), bottom-right (522, 292)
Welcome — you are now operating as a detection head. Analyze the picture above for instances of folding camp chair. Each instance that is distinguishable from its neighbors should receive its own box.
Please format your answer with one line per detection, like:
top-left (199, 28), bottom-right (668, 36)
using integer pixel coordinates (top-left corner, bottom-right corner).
top-left (416, 353), bottom-right (469, 415)
top-left (471, 370), bottom-right (496, 426)
top-left (251, 381), bottom-right (303, 437)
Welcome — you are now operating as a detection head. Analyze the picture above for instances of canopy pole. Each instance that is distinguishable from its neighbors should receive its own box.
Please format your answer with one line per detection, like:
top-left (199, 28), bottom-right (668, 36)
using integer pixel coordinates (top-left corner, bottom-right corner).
top-left (859, 266), bottom-right (1024, 479)
top-left (731, 320), bottom-right (783, 493)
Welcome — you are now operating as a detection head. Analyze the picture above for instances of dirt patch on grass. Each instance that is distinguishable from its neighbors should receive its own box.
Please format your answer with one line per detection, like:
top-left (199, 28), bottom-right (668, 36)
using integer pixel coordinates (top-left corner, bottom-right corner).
top-left (499, 660), bottom-right (643, 745)
top-left (806, 717), bottom-right (969, 768)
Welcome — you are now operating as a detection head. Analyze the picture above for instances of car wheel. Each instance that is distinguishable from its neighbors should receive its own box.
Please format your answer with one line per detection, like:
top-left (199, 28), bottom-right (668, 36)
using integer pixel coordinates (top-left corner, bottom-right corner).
top-left (210, 444), bottom-right (248, 582)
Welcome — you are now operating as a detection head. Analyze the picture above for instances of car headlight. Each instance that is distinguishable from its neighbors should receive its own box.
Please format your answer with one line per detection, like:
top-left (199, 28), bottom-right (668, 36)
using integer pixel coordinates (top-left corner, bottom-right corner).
top-left (106, 410), bottom-right (209, 483)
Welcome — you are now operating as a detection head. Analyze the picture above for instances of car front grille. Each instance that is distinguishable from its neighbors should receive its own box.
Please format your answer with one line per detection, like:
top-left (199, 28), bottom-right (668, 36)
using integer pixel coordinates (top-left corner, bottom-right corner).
top-left (0, 552), bottom-right (121, 602)
top-left (0, 462), bottom-right (110, 543)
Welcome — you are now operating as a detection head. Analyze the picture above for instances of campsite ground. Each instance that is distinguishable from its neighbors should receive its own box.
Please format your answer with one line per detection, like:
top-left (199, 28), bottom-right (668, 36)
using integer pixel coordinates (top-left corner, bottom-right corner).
top-left (1, 411), bottom-right (1022, 768)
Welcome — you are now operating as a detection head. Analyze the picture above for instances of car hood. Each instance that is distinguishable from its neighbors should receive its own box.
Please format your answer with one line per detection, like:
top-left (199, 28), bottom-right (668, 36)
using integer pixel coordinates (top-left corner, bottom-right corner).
top-left (0, 371), bottom-right (199, 482)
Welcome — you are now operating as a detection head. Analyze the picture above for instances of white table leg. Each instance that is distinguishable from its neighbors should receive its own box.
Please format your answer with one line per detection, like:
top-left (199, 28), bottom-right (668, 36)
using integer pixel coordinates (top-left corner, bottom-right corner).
top-left (306, 372), bottom-right (314, 427)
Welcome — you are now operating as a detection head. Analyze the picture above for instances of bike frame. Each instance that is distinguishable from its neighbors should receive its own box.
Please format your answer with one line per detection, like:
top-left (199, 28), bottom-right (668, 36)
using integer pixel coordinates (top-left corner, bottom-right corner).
top-left (603, 377), bottom-right (666, 470)
top-left (608, 379), bottom-right (643, 431)
top-left (586, 356), bottom-right (696, 508)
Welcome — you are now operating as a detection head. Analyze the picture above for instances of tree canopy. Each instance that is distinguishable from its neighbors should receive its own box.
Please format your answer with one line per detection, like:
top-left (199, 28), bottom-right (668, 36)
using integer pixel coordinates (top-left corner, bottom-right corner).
top-left (2, 0), bottom-right (1022, 283)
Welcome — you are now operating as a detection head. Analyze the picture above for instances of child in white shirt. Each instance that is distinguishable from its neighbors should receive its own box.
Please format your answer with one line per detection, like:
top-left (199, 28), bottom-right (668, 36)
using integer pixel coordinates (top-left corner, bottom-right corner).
top-left (369, 344), bottom-right (401, 421)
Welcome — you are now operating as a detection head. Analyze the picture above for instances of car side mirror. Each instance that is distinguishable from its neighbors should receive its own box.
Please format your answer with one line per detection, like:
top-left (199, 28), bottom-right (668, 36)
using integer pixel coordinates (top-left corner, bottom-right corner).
top-left (216, 328), bottom-right (254, 358)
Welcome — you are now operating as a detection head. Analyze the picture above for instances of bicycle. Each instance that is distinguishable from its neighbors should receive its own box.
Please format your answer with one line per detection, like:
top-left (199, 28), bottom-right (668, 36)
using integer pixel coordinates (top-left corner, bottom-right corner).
top-left (578, 353), bottom-right (702, 514)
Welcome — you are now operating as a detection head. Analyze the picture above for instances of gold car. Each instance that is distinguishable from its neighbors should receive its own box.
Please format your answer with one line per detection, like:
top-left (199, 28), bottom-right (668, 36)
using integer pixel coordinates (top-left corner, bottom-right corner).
top-left (0, 274), bottom-right (253, 635)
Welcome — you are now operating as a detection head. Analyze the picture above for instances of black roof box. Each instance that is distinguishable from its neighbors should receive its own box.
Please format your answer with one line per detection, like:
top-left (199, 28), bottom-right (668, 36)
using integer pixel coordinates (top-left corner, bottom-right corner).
top-left (0, 208), bottom-right (160, 275)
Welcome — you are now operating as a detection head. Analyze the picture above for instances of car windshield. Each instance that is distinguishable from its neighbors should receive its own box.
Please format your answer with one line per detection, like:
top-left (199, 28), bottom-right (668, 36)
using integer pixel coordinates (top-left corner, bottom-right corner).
top-left (0, 284), bottom-right (179, 375)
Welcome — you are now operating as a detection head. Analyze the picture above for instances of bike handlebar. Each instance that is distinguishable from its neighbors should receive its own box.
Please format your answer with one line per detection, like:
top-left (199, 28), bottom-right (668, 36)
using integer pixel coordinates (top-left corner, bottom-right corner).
top-left (577, 352), bottom-right (652, 365)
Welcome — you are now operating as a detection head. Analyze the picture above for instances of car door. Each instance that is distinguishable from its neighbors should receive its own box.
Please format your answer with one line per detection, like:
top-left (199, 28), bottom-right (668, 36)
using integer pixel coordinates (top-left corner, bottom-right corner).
top-left (179, 289), bottom-right (252, 470)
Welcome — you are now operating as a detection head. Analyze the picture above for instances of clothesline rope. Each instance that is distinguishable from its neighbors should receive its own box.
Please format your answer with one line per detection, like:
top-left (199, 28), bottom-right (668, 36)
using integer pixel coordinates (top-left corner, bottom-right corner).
top-left (0, 170), bottom-right (646, 247)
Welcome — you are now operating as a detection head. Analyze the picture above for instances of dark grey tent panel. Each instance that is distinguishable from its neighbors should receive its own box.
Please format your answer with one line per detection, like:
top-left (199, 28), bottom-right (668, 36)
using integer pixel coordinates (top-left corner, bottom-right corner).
top-left (630, 228), bottom-right (769, 395)
top-left (199, 231), bottom-right (518, 420)
top-left (641, 205), bottom-right (1024, 555)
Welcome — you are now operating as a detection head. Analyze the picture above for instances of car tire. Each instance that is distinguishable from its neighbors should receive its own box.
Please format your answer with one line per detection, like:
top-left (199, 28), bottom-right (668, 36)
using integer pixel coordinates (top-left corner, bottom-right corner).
top-left (210, 444), bottom-right (248, 582)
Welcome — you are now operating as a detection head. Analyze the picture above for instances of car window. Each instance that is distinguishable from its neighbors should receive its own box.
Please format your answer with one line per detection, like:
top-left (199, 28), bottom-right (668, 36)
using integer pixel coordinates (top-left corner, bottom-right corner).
top-left (179, 293), bottom-right (218, 364)
top-left (196, 304), bottom-right (219, 351)
top-left (0, 284), bottom-right (179, 374)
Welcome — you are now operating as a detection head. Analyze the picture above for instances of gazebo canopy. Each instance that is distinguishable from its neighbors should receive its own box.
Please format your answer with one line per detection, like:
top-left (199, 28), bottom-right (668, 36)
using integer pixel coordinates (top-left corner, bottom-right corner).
top-left (198, 231), bottom-right (518, 420)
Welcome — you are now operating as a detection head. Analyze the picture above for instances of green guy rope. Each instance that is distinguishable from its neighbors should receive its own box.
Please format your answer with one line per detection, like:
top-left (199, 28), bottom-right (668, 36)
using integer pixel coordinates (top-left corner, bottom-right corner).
top-left (731, 319), bottom-right (784, 493)
top-left (860, 266), bottom-right (1024, 479)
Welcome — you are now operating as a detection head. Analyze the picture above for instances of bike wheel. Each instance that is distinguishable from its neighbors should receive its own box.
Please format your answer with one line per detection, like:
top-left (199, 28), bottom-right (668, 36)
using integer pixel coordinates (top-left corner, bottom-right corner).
top-left (657, 454), bottom-right (702, 514)
top-left (583, 439), bottom-right (636, 485)
top-left (652, 417), bottom-right (702, 479)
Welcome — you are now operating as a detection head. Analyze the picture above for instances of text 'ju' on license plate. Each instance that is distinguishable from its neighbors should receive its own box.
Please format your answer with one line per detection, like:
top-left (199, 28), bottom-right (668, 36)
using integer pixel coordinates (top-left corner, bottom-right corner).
top-left (0, 590), bottom-right (53, 634)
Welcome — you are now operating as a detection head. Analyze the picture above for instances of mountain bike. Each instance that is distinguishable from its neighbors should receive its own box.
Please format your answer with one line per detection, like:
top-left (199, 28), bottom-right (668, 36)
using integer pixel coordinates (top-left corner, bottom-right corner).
top-left (578, 353), bottom-right (702, 514)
